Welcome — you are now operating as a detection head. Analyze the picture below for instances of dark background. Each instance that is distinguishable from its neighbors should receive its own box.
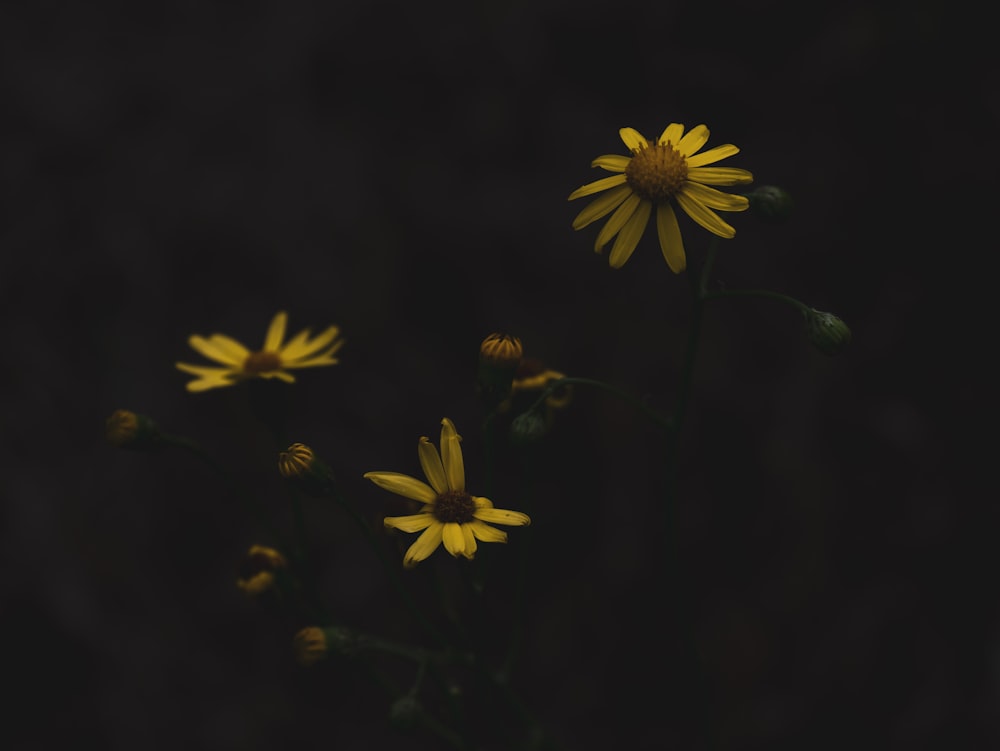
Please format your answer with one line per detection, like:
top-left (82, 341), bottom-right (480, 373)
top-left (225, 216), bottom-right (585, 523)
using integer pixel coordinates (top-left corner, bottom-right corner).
top-left (3, 0), bottom-right (996, 749)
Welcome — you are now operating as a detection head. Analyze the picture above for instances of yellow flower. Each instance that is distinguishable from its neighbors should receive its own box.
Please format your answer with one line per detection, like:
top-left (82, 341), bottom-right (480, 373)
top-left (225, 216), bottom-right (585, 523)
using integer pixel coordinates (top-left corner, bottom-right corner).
top-left (175, 311), bottom-right (343, 392)
top-left (364, 418), bottom-right (531, 569)
top-left (569, 123), bottom-right (753, 272)
top-left (236, 544), bottom-right (288, 596)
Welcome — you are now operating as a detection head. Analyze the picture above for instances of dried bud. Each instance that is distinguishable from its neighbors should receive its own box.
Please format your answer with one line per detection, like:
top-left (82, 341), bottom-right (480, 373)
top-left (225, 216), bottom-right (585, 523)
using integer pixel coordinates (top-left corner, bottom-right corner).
top-left (509, 410), bottom-right (549, 445)
top-left (804, 308), bottom-right (852, 356)
top-left (105, 409), bottom-right (163, 450)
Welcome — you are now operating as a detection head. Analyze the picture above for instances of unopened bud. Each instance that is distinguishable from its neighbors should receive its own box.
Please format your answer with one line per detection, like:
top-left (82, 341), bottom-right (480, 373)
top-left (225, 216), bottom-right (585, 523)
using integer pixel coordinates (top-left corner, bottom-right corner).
top-left (746, 185), bottom-right (794, 223)
top-left (236, 545), bottom-right (288, 596)
top-left (292, 625), bottom-right (357, 666)
top-left (105, 409), bottom-right (163, 450)
top-left (478, 333), bottom-right (523, 409)
top-left (389, 696), bottom-right (423, 730)
top-left (278, 443), bottom-right (336, 496)
top-left (509, 410), bottom-right (549, 445)
top-left (804, 308), bottom-right (852, 356)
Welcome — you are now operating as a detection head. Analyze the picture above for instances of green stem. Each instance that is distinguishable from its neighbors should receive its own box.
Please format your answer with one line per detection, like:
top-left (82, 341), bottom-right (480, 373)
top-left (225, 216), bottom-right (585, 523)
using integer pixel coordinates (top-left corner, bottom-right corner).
top-left (703, 287), bottom-right (812, 314)
top-left (524, 377), bottom-right (672, 431)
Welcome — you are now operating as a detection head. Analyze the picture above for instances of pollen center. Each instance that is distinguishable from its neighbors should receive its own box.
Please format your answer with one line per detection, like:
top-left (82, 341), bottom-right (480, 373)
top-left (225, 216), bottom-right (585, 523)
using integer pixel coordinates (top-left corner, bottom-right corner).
top-left (434, 490), bottom-right (477, 524)
top-left (244, 350), bottom-right (282, 374)
top-left (625, 140), bottom-right (688, 202)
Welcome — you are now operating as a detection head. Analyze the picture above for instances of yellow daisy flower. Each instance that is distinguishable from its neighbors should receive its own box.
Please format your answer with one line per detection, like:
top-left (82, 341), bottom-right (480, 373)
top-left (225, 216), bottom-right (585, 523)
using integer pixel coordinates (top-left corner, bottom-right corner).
top-left (569, 123), bottom-right (754, 272)
top-left (176, 311), bottom-right (343, 392)
top-left (364, 418), bottom-right (531, 569)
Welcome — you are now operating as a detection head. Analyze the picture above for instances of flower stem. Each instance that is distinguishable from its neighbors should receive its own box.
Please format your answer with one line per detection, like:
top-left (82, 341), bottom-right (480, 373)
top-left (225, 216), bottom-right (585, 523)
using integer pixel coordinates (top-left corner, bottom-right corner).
top-left (703, 287), bottom-right (812, 314)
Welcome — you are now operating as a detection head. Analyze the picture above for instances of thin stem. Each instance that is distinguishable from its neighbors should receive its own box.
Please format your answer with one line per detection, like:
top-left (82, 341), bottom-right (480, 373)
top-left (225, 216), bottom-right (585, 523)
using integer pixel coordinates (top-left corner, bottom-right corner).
top-left (704, 287), bottom-right (812, 314)
top-left (524, 377), bottom-right (672, 432)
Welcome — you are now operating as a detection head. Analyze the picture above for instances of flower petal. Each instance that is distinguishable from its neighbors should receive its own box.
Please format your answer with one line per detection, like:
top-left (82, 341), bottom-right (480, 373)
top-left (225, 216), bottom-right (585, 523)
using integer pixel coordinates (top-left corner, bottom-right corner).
top-left (590, 154), bottom-right (630, 172)
top-left (363, 472), bottom-right (438, 503)
top-left (675, 191), bottom-right (737, 238)
top-left (658, 123), bottom-right (684, 147)
top-left (677, 124), bottom-right (709, 156)
top-left (175, 363), bottom-right (239, 392)
top-left (260, 370), bottom-right (296, 383)
top-left (188, 335), bottom-right (245, 366)
top-left (205, 335), bottom-right (251, 364)
top-left (403, 523), bottom-right (444, 568)
top-left (594, 192), bottom-right (641, 253)
top-left (384, 513), bottom-right (437, 533)
top-left (418, 436), bottom-right (448, 495)
top-left (685, 144), bottom-right (740, 168)
top-left (442, 522), bottom-right (466, 557)
top-left (568, 174), bottom-right (627, 201)
top-left (263, 311), bottom-right (288, 352)
top-left (619, 127), bottom-right (649, 151)
top-left (656, 203), bottom-right (687, 274)
top-left (473, 496), bottom-right (495, 509)
top-left (468, 519), bottom-right (508, 543)
top-left (608, 198), bottom-right (652, 268)
top-left (474, 507), bottom-right (531, 527)
top-left (685, 167), bottom-right (754, 186)
top-left (462, 524), bottom-right (478, 557)
top-left (440, 418), bottom-right (465, 492)
top-left (572, 185), bottom-right (633, 231)
top-left (681, 182), bottom-right (750, 212)
top-left (282, 325), bottom-right (341, 361)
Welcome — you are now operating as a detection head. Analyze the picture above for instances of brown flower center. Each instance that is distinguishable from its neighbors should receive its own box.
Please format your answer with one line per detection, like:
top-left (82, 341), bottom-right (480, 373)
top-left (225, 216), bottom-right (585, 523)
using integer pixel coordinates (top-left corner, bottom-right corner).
top-left (244, 350), bottom-right (282, 374)
top-left (625, 140), bottom-right (688, 202)
top-left (434, 490), bottom-right (477, 524)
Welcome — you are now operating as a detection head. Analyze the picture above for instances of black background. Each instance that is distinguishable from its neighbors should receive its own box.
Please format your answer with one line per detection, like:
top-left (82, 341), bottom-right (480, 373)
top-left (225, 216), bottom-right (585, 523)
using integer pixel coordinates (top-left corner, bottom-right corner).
top-left (3, 0), bottom-right (996, 749)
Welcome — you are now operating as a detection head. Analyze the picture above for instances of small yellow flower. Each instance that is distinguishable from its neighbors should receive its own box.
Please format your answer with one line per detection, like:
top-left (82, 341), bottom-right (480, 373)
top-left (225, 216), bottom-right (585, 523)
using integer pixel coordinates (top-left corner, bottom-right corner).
top-left (364, 418), bottom-right (531, 569)
top-left (236, 545), bottom-right (288, 596)
top-left (175, 311), bottom-right (343, 392)
top-left (293, 627), bottom-right (328, 666)
top-left (569, 123), bottom-right (753, 272)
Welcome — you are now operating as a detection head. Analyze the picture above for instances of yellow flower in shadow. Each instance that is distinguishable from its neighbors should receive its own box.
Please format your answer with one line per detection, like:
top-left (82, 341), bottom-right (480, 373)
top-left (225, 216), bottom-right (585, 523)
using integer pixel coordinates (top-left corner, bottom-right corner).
top-left (569, 123), bottom-right (753, 272)
top-left (364, 418), bottom-right (530, 568)
top-left (175, 311), bottom-right (343, 392)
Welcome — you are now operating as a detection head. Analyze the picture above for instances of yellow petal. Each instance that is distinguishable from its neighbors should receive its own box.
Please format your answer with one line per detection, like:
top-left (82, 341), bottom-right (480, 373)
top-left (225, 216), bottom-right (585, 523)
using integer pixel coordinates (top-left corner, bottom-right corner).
top-left (473, 496), bottom-right (494, 509)
top-left (187, 335), bottom-right (244, 366)
top-left (590, 154), bottom-right (630, 172)
top-left (686, 167), bottom-right (754, 186)
top-left (677, 124), bottom-right (709, 156)
top-left (384, 513), bottom-right (437, 533)
top-left (619, 127), bottom-right (649, 151)
top-left (442, 522), bottom-right (466, 557)
top-left (685, 144), bottom-right (740, 168)
top-left (681, 182), bottom-right (750, 212)
top-left (608, 199), bottom-right (652, 268)
top-left (675, 192), bottom-right (736, 239)
top-left (568, 173), bottom-right (627, 201)
top-left (572, 185), bottom-right (633, 231)
top-left (205, 334), bottom-right (251, 364)
top-left (469, 520), bottom-right (507, 543)
top-left (418, 436), bottom-right (448, 495)
top-left (594, 192), bottom-right (641, 253)
top-left (363, 472), bottom-right (438, 503)
top-left (462, 524), bottom-right (477, 557)
top-left (440, 418), bottom-right (465, 492)
top-left (403, 523), bottom-right (444, 568)
top-left (656, 203), bottom-right (686, 274)
top-left (657, 123), bottom-right (684, 147)
top-left (474, 507), bottom-right (531, 527)
top-left (261, 370), bottom-right (295, 383)
top-left (263, 311), bottom-right (288, 352)
top-left (282, 325), bottom-right (341, 362)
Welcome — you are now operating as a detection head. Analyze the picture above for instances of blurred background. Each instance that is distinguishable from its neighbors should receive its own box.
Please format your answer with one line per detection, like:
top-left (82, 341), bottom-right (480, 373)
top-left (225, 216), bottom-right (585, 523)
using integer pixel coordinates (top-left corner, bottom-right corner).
top-left (2, 0), bottom-right (995, 749)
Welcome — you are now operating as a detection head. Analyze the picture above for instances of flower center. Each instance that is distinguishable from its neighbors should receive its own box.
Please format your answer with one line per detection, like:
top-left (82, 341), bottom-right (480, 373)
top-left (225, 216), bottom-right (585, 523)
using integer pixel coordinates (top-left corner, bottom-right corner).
top-left (625, 140), bottom-right (688, 202)
top-left (244, 350), bottom-right (282, 374)
top-left (433, 490), bottom-right (477, 524)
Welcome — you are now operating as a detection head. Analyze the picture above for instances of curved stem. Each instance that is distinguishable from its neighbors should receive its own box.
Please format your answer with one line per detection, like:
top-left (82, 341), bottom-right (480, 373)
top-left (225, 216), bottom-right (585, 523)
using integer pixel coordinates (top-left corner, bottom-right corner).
top-left (703, 287), bottom-right (812, 314)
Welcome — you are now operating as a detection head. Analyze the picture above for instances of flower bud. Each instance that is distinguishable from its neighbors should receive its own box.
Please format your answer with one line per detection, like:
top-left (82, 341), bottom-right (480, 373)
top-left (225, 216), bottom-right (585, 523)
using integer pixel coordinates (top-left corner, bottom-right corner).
top-left (478, 333), bottom-right (523, 409)
top-left (804, 308), bottom-right (852, 356)
top-left (236, 544), bottom-right (288, 596)
top-left (746, 185), bottom-right (794, 223)
top-left (292, 627), bottom-right (329, 666)
top-left (278, 443), bottom-right (336, 496)
top-left (105, 409), bottom-right (163, 450)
